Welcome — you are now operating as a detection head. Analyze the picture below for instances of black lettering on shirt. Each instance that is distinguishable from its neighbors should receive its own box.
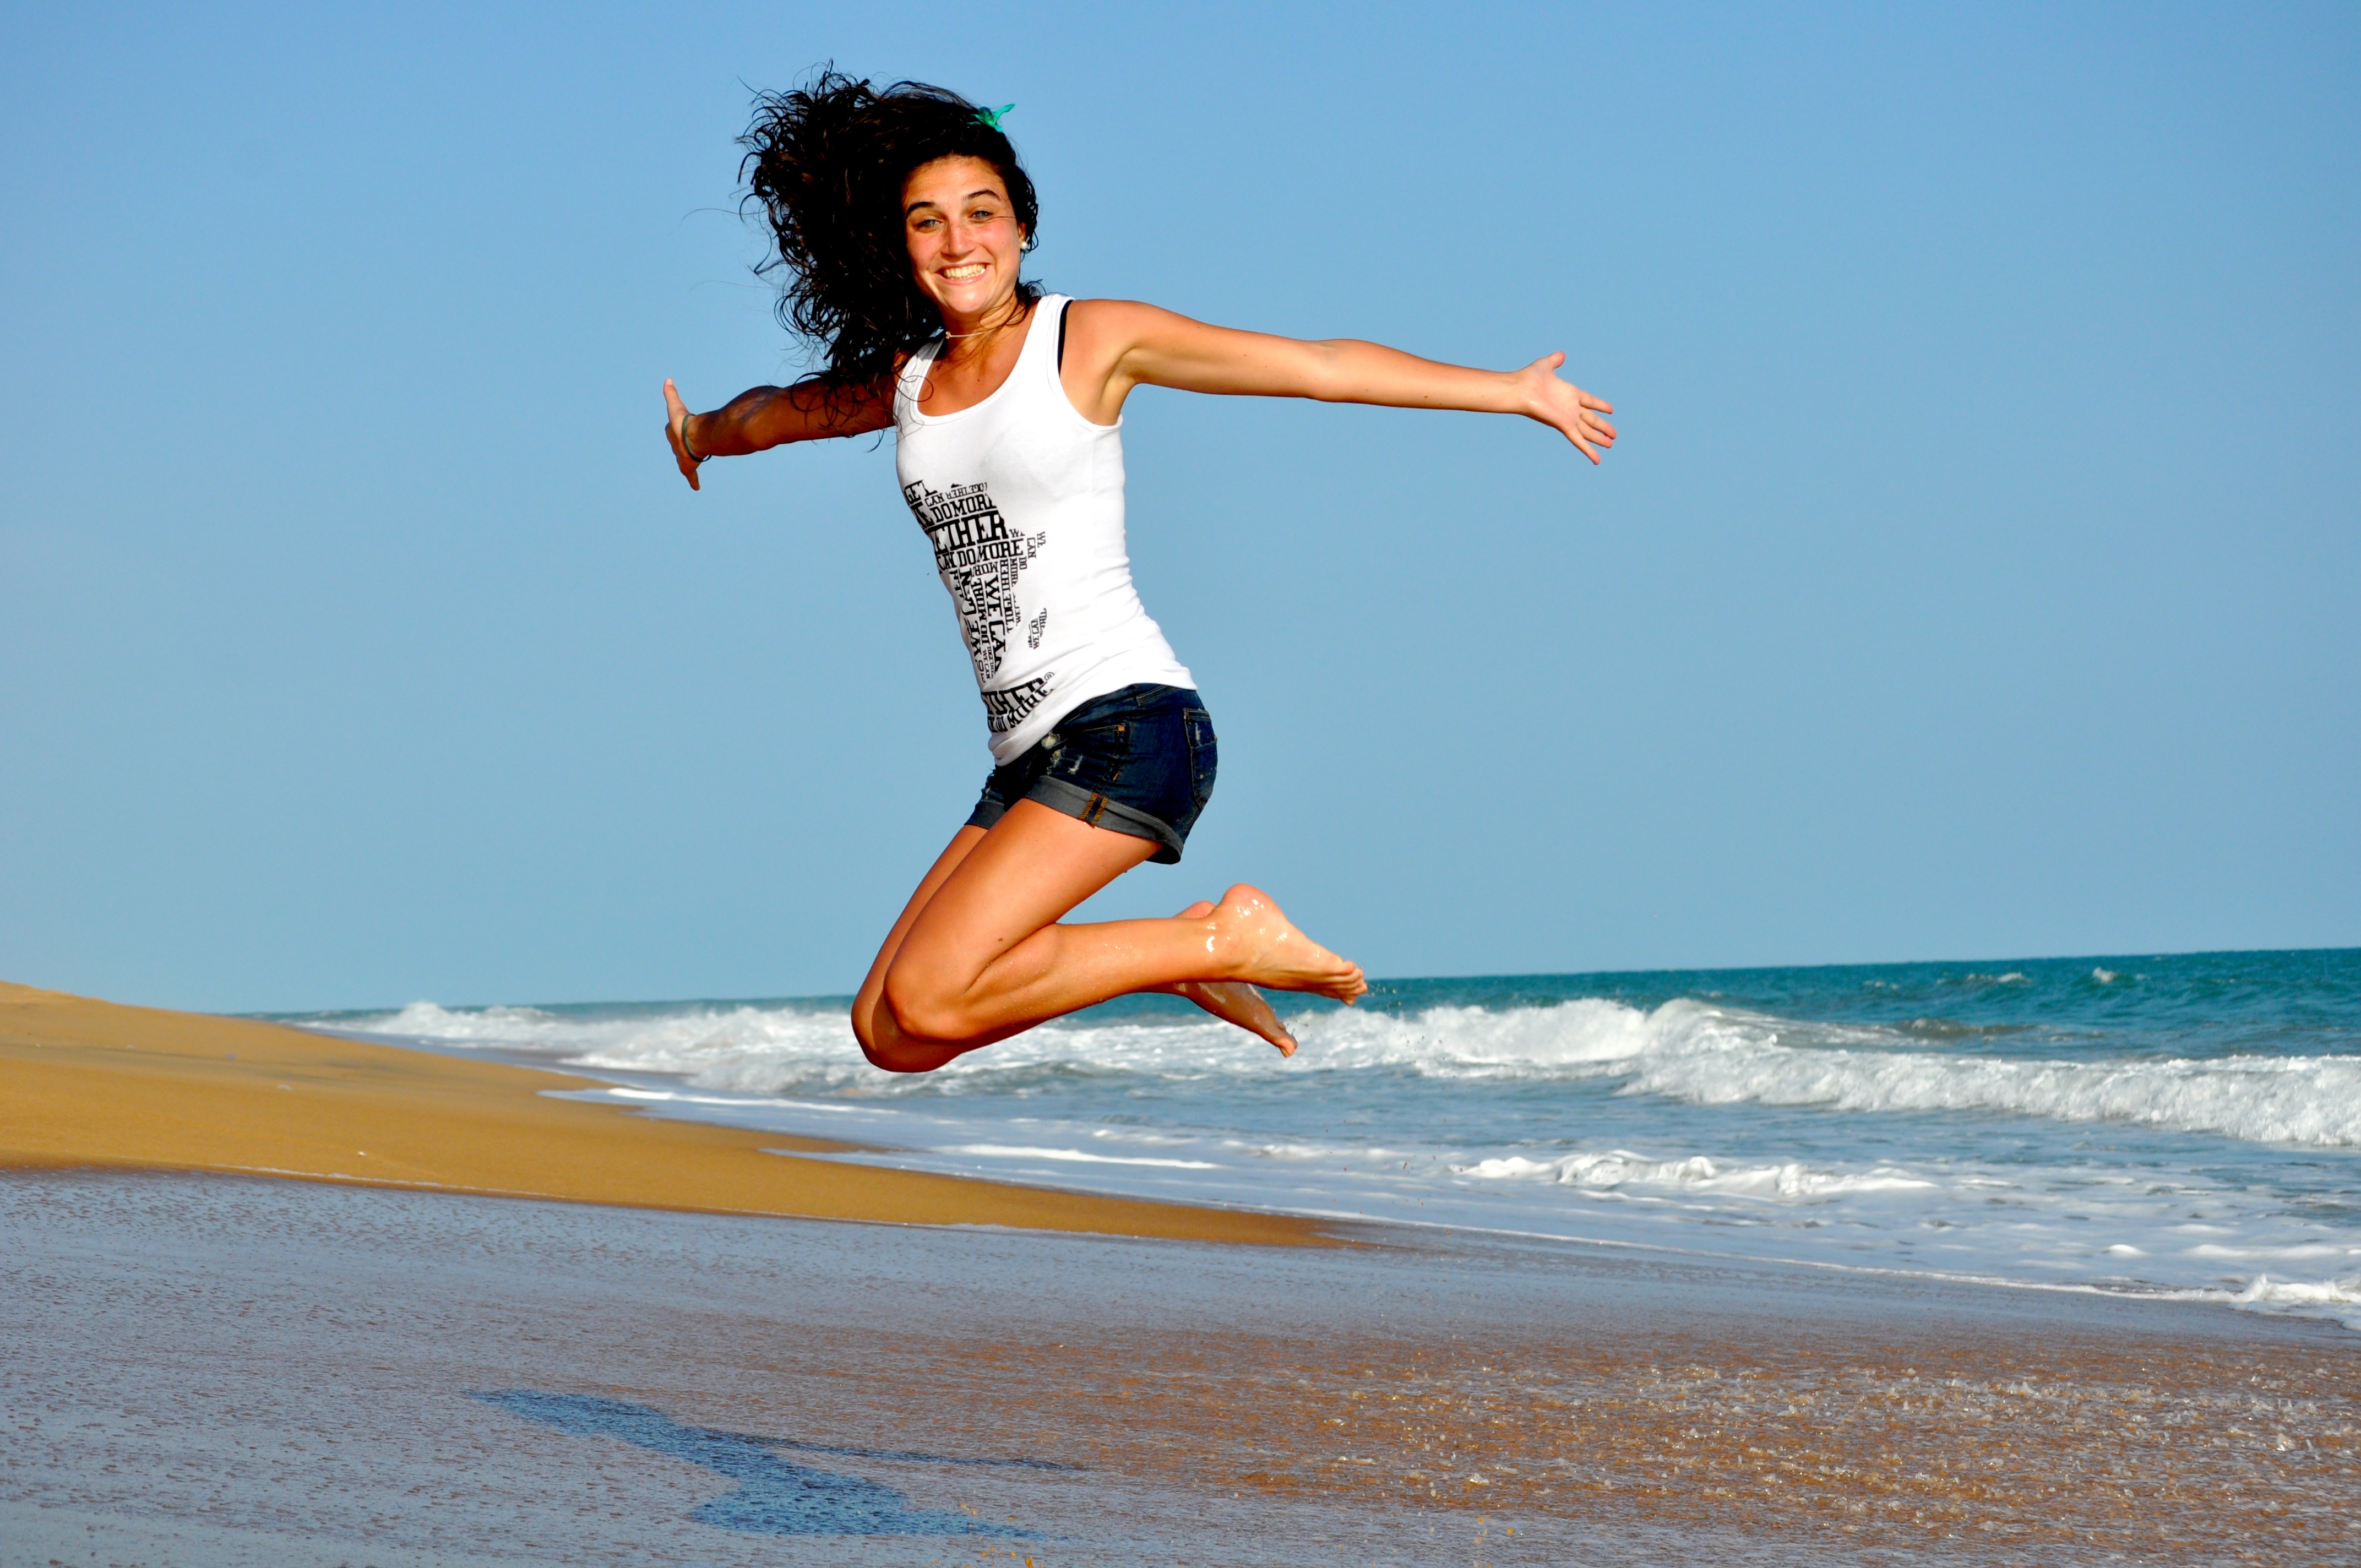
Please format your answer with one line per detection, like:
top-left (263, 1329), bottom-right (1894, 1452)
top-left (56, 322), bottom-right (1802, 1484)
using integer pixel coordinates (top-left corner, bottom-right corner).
top-left (902, 480), bottom-right (1046, 684)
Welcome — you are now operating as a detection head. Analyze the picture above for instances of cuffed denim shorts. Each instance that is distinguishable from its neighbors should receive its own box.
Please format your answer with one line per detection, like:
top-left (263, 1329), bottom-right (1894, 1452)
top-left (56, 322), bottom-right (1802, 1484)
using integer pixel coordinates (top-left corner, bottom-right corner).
top-left (966, 684), bottom-right (1217, 864)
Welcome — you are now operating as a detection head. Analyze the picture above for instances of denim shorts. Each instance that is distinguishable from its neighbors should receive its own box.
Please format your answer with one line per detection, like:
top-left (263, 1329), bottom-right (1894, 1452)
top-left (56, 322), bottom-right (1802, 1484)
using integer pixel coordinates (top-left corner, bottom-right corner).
top-left (966, 684), bottom-right (1217, 864)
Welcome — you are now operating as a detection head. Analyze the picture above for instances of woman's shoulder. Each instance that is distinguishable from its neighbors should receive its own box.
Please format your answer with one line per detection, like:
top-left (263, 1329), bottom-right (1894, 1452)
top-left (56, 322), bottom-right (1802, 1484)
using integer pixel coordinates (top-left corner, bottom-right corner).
top-left (1058, 298), bottom-right (1200, 366)
top-left (1062, 297), bottom-right (1193, 331)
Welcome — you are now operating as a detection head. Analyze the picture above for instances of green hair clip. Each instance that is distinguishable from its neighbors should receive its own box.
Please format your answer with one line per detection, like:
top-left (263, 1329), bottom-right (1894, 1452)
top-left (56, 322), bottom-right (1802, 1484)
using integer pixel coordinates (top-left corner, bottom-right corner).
top-left (973, 103), bottom-right (1015, 131)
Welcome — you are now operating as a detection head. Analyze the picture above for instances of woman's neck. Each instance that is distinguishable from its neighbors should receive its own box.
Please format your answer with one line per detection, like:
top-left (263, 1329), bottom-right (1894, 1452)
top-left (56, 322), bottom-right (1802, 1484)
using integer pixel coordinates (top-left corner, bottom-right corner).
top-left (937, 291), bottom-right (1029, 361)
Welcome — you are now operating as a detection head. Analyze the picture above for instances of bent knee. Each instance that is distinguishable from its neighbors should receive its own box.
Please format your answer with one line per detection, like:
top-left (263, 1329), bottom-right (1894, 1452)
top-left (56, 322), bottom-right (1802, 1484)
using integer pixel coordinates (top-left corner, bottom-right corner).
top-left (859, 1015), bottom-right (949, 1076)
top-left (853, 988), bottom-right (969, 1074)
top-left (860, 1039), bottom-right (937, 1074)
top-left (851, 1014), bottom-right (904, 1073)
top-left (879, 966), bottom-right (973, 1047)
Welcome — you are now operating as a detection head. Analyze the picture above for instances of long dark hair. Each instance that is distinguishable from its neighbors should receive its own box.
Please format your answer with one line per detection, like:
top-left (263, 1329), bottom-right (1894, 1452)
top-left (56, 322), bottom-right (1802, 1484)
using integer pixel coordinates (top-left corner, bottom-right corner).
top-left (740, 71), bottom-right (1042, 391)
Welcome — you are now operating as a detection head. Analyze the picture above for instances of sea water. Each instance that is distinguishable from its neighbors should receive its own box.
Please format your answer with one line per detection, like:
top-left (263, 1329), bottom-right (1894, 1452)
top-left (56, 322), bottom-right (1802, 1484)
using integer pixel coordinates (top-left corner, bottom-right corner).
top-left (295, 948), bottom-right (2361, 1330)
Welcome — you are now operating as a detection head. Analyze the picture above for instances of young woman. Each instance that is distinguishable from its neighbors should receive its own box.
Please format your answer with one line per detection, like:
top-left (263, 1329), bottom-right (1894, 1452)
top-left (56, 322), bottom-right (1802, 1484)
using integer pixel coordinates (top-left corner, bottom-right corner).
top-left (663, 77), bottom-right (1615, 1074)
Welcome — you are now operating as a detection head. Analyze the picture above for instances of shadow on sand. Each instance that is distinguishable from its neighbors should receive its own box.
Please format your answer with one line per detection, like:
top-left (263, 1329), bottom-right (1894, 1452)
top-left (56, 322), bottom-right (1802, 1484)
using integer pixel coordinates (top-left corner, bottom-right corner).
top-left (475, 1390), bottom-right (1042, 1538)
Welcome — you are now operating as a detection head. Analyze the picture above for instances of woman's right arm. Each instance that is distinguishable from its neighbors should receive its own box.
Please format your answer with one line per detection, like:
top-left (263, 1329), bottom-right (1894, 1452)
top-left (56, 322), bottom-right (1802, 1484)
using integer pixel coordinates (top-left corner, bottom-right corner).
top-left (661, 375), bottom-right (894, 491)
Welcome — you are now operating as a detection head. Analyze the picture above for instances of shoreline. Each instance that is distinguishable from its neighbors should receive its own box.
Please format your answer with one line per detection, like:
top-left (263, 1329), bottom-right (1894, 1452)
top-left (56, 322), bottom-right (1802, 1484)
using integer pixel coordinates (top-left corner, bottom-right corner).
top-left (0, 979), bottom-right (1328, 1246)
top-left (295, 1008), bottom-right (2361, 1340)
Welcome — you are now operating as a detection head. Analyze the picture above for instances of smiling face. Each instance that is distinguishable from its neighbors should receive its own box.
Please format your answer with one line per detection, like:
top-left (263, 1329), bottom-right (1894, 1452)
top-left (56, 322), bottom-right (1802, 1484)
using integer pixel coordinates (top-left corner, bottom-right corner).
top-left (902, 155), bottom-right (1027, 328)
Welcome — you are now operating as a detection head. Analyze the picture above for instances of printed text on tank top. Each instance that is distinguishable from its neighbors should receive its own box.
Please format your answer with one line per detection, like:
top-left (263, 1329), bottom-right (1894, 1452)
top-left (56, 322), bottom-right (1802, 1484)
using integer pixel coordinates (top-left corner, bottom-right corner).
top-left (893, 296), bottom-right (1194, 766)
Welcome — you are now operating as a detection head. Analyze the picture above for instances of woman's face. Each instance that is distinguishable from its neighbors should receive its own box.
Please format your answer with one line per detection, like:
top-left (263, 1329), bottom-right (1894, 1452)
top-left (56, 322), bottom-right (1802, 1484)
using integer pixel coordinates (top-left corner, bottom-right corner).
top-left (902, 155), bottom-right (1026, 324)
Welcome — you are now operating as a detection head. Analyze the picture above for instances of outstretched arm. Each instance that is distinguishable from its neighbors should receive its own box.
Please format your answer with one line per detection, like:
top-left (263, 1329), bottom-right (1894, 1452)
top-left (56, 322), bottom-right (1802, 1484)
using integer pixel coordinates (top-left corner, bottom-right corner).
top-left (1063, 300), bottom-right (1617, 463)
top-left (661, 375), bottom-right (894, 491)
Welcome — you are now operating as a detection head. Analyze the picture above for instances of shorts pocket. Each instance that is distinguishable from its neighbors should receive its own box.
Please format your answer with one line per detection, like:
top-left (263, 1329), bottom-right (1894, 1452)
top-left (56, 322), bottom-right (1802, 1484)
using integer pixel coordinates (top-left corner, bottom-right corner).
top-left (1049, 717), bottom-right (1129, 789)
top-left (1182, 707), bottom-right (1217, 810)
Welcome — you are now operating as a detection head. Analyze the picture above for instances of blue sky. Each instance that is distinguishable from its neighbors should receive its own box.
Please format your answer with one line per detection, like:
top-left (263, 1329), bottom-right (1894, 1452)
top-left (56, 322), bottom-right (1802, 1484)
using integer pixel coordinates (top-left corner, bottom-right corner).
top-left (3, 2), bottom-right (2354, 1012)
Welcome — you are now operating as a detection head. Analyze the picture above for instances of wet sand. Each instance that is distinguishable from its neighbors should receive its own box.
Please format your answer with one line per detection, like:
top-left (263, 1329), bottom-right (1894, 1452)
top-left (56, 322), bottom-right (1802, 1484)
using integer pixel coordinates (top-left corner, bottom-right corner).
top-left (6, 1170), bottom-right (2357, 1565)
top-left (0, 980), bottom-right (1321, 1245)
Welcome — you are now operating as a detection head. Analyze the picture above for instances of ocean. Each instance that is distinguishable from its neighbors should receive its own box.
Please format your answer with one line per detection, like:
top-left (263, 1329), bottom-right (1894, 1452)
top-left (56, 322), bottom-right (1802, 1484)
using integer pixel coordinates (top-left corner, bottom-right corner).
top-left (292, 946), bottom-right (2361, 1331)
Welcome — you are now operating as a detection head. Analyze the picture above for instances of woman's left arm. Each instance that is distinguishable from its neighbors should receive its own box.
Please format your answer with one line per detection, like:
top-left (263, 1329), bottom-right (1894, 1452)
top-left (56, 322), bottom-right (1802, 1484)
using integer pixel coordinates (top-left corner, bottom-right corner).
top-left (1065, 300), bottom-right (1617, 464)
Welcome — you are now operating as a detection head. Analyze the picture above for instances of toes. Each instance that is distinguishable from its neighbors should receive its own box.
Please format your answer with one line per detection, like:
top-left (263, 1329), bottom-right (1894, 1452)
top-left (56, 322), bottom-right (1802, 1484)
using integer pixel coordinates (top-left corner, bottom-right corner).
top-left (1174, 901), bottom-right (1217, 919)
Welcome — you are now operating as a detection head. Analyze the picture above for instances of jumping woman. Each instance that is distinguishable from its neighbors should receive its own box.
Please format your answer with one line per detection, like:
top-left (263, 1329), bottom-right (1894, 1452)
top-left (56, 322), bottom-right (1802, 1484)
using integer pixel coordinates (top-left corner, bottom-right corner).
top-left (662, 76), bottom-right (1615, 1073)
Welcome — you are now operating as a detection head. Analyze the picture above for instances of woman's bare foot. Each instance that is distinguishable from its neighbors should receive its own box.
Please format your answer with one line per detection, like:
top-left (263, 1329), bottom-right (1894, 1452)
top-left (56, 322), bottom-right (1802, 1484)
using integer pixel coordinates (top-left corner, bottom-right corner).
top-left (1161, 902), bottom-right (1298, 1055)
top-left (1206, 884), bottom-right (1368, 1003)
top-left (1171, 980), bottom-right (1300, 1055)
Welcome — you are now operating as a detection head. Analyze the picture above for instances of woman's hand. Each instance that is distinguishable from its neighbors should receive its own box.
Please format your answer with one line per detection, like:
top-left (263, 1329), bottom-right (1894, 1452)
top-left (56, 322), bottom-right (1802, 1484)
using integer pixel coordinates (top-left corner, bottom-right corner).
top-left (1515, 353), bottom-right (1617, 464)
top-left (662, 378), bottom-right (702, 492)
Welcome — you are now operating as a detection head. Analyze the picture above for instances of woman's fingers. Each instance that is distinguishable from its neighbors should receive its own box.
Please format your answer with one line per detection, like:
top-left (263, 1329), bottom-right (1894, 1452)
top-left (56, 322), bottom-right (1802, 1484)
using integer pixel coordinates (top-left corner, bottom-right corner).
top-left (1562, 390), bottom-right (1617, 454)
top-left (1560, 408), bottom-right (1608, 461)
top-left (1516, 357), bottom-right (1615, 462)
top-left (1544, 393), bottom-right (1613, 461)
top-left (1561, 385), bottom-right (1614, 424)
top-left (662, 378), bottom-right (700, 491)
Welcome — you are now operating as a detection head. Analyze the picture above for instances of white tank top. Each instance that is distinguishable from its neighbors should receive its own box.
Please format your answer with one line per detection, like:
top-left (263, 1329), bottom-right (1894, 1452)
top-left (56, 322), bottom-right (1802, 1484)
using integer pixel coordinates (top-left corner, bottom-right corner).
top-left (894, 295), bottom-right (1195, 766)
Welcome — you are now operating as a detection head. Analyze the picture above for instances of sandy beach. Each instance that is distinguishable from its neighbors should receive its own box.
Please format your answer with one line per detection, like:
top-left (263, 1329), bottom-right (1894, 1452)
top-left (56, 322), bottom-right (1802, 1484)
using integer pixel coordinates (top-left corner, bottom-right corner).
top-left (0, 979), bottom-right (1320, 1245)
top-left (6, 981), bottom-right (2358, 1564)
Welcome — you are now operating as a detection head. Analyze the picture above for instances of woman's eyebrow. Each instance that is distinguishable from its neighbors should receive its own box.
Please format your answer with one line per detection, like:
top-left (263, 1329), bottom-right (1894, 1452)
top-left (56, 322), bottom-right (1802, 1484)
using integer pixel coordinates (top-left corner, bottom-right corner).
top-left (905, 190), bottom-right (1006, 217)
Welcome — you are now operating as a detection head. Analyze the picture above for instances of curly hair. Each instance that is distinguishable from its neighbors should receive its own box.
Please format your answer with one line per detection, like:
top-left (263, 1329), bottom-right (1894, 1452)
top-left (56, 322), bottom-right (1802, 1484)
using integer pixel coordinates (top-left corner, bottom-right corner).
top-left (739, 71), bottom-right (1043, 391)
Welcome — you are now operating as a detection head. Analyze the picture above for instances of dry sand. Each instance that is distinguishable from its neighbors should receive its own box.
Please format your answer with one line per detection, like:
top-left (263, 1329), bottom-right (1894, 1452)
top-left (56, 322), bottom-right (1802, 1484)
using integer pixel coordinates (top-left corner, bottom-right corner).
top-left (0, 979), bottom-right (1323, 1245)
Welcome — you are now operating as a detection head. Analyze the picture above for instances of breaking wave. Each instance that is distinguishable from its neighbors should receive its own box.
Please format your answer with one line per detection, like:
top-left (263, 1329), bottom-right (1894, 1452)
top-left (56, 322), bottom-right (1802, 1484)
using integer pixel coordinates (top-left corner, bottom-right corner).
top-left (335, 995), bottom-right (2361, 1149)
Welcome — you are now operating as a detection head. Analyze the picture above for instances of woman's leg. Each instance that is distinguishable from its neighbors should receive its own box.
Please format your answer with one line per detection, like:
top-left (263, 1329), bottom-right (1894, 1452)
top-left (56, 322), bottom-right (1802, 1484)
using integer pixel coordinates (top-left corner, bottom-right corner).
top-left (850, 824), bottom-right (992, 1074)
top-left (855, 800), bottom-right (1363, 1072)
top-left (853, 843), bottom-right (1296, 1068)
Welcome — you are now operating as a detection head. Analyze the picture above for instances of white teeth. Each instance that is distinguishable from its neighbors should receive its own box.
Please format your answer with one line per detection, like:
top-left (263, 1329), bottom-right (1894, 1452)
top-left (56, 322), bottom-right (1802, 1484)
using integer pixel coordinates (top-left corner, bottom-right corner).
top-left (945, 265), bottom-right (986, 279)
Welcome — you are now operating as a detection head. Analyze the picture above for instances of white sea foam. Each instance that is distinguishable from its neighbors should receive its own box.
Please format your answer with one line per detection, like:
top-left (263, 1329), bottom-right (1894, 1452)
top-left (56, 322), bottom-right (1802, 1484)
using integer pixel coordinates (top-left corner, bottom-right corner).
top-left (342, 995), bottom-right (2361, 1149)
top-left (322, 993), bottom-right (2361, 1330)
top-left (1457, 1150), bottom-right (1936, 1200)
top-left (356, 999), bottom-right (877, 1090)
top-left (939, 1145), bottom-right (1217, 1169)
top-left (2166, 1274), bottom-right (2361, 1332)
top-left (1292, 1000), bottom-right (2361, 1148)
top-left (1602, 1008), bottom-right (2361, 1150)
top-left (2232, 1275), bottom-right (2361, 1311)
